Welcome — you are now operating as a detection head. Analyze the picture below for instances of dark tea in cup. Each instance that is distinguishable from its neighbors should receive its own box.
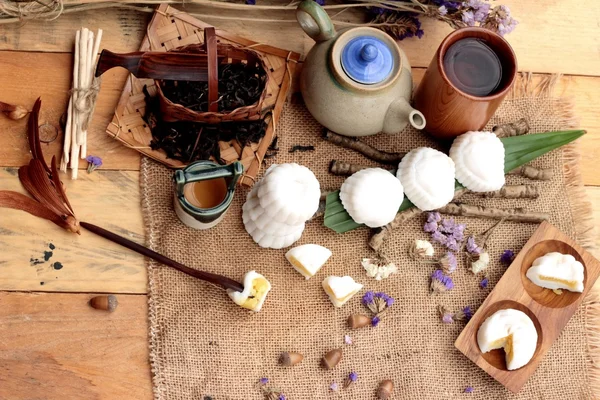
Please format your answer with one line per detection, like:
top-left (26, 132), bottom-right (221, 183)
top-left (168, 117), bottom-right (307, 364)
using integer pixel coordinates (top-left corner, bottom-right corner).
top-left (443, 38), bottom-right (502, 97)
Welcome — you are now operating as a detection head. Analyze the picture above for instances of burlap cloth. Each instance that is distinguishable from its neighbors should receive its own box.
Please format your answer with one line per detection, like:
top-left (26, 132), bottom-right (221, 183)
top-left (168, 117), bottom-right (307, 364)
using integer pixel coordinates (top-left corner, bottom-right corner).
top-left (141, 75), bottom-right (600, 399)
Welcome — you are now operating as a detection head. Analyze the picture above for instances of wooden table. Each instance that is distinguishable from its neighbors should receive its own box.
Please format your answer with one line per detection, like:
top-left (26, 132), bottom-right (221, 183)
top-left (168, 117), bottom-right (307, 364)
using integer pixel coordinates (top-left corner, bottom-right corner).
top-left (0, 2), bottom-right (599, 398)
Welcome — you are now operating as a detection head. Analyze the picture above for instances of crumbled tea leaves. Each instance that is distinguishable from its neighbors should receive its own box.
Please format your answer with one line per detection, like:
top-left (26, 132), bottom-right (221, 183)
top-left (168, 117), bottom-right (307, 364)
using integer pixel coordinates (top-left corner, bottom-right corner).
top-left (52, 262), bottom-right (63, 270)
top-left (43, 250), bottom-right (53, 261)
top-left (49, 243), bottom-right (55, 250)
top-left (160, 62), bottom-right (266, 112)
top-left (289, 145), bottom-right (315, 153)
top-left (144, 86), bottom-right (267, 164)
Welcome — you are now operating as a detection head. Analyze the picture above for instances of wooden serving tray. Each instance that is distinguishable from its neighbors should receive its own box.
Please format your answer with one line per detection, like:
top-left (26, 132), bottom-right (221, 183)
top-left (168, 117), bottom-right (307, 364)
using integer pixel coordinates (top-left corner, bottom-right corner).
top-left (105, 4), bottom-right (300, 187)
top-left (455, 221), bottom-right (600, 393)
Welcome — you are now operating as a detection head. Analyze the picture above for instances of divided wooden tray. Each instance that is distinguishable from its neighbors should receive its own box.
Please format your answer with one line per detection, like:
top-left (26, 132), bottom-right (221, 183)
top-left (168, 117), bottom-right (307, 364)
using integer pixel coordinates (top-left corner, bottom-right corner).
top-left (105, 4), bottom-right (300, 187)
top-left (455, 221), bottom-right (600, 393)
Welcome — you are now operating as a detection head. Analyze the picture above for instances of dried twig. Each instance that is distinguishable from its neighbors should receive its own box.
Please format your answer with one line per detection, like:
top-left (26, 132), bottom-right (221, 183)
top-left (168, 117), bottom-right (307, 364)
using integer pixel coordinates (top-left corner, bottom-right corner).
top-left (480, 184), bottom-right (539, 199)
top-left (437, 203), bottom-right (548, 223)
top-left (509, 165), bottom-right (553, 180)
top-left (492, 118), bottom-right (529, 137)
top-left (323, 129), bottom-right (404, 164)
top-left (329, 160), bottom-right (395, 176)
top-left (369, 208), bottom-right (422, 252)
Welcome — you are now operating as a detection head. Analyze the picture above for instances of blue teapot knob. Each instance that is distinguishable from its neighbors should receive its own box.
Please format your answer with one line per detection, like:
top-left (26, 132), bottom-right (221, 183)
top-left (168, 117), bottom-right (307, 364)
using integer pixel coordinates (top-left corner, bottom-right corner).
top-left (341, 36), bottom-right (394, 85)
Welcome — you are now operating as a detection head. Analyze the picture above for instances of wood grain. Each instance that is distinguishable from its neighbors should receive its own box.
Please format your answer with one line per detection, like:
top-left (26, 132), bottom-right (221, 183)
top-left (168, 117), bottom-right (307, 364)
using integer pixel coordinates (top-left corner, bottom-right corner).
top-left (0, 1), bottom-right (598, 76)
top-left (0, 168), bottom-right (147, 294)
top-left (455, 221), bottom-right (600, 393)
top-left (0, 292), bottom-right (152, 400)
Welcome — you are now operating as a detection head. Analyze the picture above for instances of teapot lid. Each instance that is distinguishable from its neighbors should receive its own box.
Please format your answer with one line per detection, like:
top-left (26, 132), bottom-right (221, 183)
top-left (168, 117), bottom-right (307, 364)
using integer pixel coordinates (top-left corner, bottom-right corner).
top-left (341, 36), bottom-right (394, 85)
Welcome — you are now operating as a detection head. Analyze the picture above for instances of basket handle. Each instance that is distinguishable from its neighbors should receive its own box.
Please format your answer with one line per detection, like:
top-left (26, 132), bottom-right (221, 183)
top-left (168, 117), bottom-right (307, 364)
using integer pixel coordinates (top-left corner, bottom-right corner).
top-left (204, 27), bottom-right (219, 113)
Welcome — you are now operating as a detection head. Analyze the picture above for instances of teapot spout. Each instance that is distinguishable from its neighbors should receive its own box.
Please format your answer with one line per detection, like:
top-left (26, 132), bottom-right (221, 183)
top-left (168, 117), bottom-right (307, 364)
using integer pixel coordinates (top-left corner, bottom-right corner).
top-left (383, 98), bottom-right (426, 134)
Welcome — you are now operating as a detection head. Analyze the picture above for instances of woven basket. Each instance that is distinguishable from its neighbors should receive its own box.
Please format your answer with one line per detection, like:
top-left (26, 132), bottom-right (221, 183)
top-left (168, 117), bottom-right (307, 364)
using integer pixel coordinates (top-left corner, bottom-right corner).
top-left (156, 27), bottom-right (269, 124)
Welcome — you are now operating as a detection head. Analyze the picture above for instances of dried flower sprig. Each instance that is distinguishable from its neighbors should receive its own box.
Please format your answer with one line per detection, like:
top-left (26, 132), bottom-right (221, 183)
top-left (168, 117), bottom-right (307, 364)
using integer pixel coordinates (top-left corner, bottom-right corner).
top-left (344, 372), bottom-right (358, 389)
top-left (362, 291), bottom-right (394, 315)
top-left (439, 251), bottom-right (457, 274)
top-left (86, 155), bottom-right (102, 173)
top-left (430, 269), bottom-right (454, 293)
top-left (437, 305), bottom-right (473, 323)
top-left (500, 249), bottom-right (515, 264)
top-left (257, 378), bottom-right (287, 400)
top-left (362, 257), bottom-right (398, 280)
top-left (410, 239), bottom-right (435, 258)
top-left (424, 212), bottom-right (465, 253)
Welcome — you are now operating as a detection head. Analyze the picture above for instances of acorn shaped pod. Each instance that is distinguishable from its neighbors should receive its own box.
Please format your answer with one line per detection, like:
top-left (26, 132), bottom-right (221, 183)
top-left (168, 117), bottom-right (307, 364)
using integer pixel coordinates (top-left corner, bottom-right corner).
top-left (339, 168), bottom-right (404, 228)
top-left (347, 314), bottom-right (372, 329)
top-left (257, 163), bottom-right (321, 225)
top-left (279, 351), bottom-right (304, 366)
top-left (477, 309), bottom-right (537, 370)
top-left (89, 295), bottom-right (118, 312)
top-left (377, 380), bottom-right (394, 399)
top-left (322, 348), bottom-right (342, 369)
top-left (397, 147), bottom-right (455, 211)
top-left (450, 131), bottom-right (505, 192)
top-left (227, 271), bottom-right (272, 312)
top-left (285, 244), bottom-right (332, 279)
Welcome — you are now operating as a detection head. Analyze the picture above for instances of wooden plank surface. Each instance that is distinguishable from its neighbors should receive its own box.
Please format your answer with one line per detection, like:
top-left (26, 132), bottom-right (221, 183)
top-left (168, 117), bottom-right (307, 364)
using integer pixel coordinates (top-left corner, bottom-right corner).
top-left (0, 168), bottom-right (146, 293)
top-left (0, 292), bottom-right (152, 400)
top-left (0, 1), bottom-right (598, 76)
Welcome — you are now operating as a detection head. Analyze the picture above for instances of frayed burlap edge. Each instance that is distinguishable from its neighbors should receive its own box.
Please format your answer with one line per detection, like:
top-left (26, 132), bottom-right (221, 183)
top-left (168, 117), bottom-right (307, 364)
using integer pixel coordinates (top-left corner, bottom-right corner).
top-left (511, 72), bottom-right (599, 397)
top-left (141, 72), bottom-right (599, 399)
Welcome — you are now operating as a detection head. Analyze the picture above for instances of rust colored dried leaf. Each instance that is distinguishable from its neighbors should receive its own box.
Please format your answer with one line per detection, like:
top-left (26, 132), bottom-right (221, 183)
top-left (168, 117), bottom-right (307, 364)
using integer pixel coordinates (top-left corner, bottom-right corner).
top-left (50, 156), bottom-right (74, 215)
top-left (28, 98), bottom-right (50, 174)
top-left (27, 159), bottom-right (72, 217)
top-left (0, 191), bottom-right (69, 230)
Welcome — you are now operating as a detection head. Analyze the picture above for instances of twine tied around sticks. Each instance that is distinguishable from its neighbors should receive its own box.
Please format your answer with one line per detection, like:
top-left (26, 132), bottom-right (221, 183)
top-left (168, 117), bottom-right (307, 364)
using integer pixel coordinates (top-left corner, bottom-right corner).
top-left (72, 76), bottom-right (101, 131)
top-left (0, 0), bottom-right (63, 21)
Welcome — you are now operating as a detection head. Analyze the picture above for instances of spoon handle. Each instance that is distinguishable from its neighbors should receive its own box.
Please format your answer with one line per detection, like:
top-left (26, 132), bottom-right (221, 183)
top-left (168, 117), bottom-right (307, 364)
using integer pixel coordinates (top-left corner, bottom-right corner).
top-left (80, 221), bottom-right (244, 293)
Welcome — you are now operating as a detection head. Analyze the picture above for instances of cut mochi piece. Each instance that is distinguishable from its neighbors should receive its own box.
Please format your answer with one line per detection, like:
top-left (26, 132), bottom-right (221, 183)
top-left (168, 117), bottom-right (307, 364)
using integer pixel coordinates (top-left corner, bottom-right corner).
top-left (339, 168), bottom-right (404, 228)
top-left (477, 309), bottom-right (538, 370)
top-left (526, 252), bottom-right (584, 293)
top-left (450, 131), bottom-right (505, 192)
top-left (285, 244), bottom-right (332, 279)
top-left (322, 276), bottom-right (363, 308)
top-left (257, 163), bottom-right (321, 225)
top-left (227, 270), bottom-right (272, 312)
top-left (397, 147), bottom-right (456, 211)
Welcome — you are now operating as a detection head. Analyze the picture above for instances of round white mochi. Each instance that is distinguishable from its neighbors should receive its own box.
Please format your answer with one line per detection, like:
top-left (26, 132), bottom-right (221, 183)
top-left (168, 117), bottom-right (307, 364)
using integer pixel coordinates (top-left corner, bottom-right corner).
top-left (339, 168), bottom-right (404, 228)
top-left (397, 147), bottom-right (455, 211)
top-left (450, 131), bottom-right (505, 192)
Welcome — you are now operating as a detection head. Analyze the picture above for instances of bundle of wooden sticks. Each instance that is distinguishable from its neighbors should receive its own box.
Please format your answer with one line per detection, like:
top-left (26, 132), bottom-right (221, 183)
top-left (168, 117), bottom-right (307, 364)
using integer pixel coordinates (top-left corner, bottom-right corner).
top-left (60, 27), bottom-right (102, 179)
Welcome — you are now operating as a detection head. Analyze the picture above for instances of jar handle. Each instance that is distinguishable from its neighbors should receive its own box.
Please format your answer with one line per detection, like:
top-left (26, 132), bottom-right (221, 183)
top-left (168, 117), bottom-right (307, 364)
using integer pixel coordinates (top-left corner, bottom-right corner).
top-left (174, 161), bottom-right (243, 196)
top-left (296, 0), bottom-right (336, 43)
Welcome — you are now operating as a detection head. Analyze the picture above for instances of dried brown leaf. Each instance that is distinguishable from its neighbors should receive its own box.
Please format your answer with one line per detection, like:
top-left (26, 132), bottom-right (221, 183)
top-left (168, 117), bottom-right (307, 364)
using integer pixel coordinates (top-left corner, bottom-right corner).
top-left (27, 159), bottom-right (72, 217)
top-left (50, 156), bottom-right (74, 215)
top-left (27, 98), bottom-right (50, 174)
top-left (0, 191), bottom-right (69, 230)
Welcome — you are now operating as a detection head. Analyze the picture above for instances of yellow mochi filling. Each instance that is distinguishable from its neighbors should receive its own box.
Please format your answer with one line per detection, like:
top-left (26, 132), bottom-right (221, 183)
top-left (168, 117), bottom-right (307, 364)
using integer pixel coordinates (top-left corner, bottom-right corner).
top-left (241, 278), bottom-right (270, 310)
top-left (288, 256), bottom-right (312, 277)
top-left (538, 275), bottom-right (578, 290)
top-left (489, 334), bottom-right (515, 363)
top-left (324, 285), bottom-right (355, 303)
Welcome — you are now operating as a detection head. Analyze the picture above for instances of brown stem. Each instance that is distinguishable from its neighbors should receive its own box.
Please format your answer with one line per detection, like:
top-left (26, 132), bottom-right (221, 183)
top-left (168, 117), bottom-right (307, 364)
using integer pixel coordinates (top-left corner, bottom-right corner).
top-left (509, 165), bottom-right (553, 180)
top-left (437, 203), bottom-right (548, 223)
top-left (329, 160), bottom-right (395, 176)
top-left (480, 184), bottom-right (539, 199)
top-left (80, 221), bottom-right (244, 292)
top-left (369, 208), bottom-right (422, 252)
top-left (492, 118), bottom-right (529, 137)
top-left (323, 129), bottom-right (404, 164)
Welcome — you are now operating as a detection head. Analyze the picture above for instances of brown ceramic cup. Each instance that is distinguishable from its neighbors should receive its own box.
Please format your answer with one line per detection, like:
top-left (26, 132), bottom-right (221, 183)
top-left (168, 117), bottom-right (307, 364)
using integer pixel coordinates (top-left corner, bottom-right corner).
top-left (413, 27), bottom-right (517, 139)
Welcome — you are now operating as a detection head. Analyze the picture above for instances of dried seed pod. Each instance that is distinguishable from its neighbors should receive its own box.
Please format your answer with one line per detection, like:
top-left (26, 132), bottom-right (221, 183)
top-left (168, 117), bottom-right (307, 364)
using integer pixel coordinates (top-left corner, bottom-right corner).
top-left (377, 379), bottom-right (394, 399)
top-left (89, 295), bottom-right (118, 312)
top-left (347, 314), bottom-right (371, 329)
top-left (0, 101), bottom-right (28, 120)
top-left (321, 348), bottom-right (342, 370)
top-left (279, 351), bottom-right (304, 366)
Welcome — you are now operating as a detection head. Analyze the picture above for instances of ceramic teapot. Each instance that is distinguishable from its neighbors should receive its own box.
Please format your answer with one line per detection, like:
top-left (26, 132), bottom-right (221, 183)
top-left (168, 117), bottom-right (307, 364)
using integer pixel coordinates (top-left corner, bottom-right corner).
top-left (296, 0), bottom-right (426, 137)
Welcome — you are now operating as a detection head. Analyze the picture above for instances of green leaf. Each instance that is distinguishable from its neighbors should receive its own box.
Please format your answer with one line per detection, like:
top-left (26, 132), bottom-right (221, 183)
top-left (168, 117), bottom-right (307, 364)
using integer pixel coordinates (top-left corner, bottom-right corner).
top-left (324, 129), bottom-right (585, 234)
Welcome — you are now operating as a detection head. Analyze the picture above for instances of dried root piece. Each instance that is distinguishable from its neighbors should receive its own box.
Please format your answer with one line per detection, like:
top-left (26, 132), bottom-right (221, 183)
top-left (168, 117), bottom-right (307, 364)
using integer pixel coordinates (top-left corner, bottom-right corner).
top-left (369, 208), bottom-right (422, 252)
top-left (480, 184), bottom-right (539, 199)
top-left (437, 203), bottom-right (548, 223)
top-left (323, 129), bottom-right (404, 164)
top-left (492, 118), bottom-right (530, 137)
top-left (329, 160), bottom-right (395, 176)
top-left (509, 165), bottom-right (553, 180)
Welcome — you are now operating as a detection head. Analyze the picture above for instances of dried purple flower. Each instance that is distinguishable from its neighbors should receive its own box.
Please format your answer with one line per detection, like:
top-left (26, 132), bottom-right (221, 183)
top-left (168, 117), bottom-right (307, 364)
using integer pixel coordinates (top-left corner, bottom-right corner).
top-left (259, 377), bottom-right (269, 385)
top-left (245, 0), bottom-right (256, 4)
top-left (439, 218), bottom-right (456, 233)
top-left (430, 269), bottom-right (454, 293)
top-left (442, 312), bottom-right (454, 324)
top-left (462, 306), bottom-right (473, 321)
top-left (431, 230), bottom-right (448, 245)
top-left (445, 237), bottom-right (459, 252)
top-left (427, 212), bottom-right (442, 223)
top-left (344, 335), bottom-right (353, 345)
top-left (423, 221), bottom-right (438, 233)
top-left (439, 252), bottom-right (457, 274)
top-left (480, 277), bottom-right (489, 289)
top-left (482, 5), bottom-right (518, 36)
top-left (278, 395), bottom-right (286, 400)
top-left (329, 382), bottom-right (339, 392)
top-left (362, 291), bottom-right (375, 305)
top-left (349, 372), bottom-right (358, 382)
top-left (438, 5), bottom-right (448, 15)
top-left (500, 249), bottom-right (515, 264)
top-left (86, 155), bottom-right (103, 173)
top-left (465, 386), bottom-right (474, 393)
top-left (371, 316), bottom-right (380, 327)
top-left (385, 296), bottom-right (394, 307)
top-left (461, 10), bottom-right (476, 26)
top-left (466, 236), bottom-right (482, 254)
